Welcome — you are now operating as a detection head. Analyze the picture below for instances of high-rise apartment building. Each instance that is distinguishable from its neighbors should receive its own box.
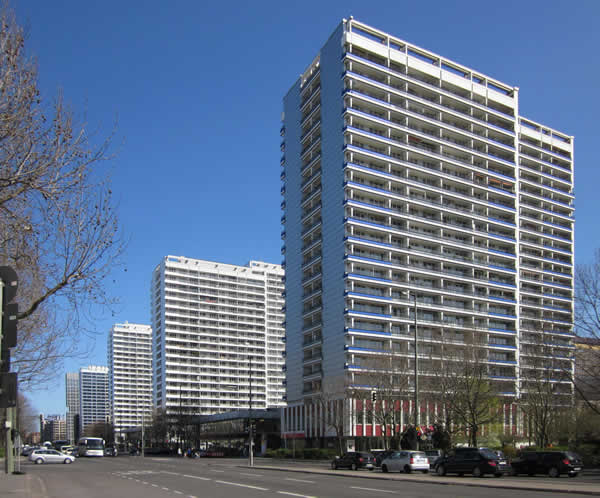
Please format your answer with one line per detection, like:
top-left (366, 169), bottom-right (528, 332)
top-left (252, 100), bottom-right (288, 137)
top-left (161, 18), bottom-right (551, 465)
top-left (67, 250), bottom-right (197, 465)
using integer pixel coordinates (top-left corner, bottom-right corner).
top-left (281, 18), bottom-right (574, 442)
top-left (65, 372), bottom-right (80, 443)
top-left (151, 256), bottom-right (285, 416)
top-left (79, 365), bottom-right (109, 435)
top-left (108, 322), bottom-right (153, 440)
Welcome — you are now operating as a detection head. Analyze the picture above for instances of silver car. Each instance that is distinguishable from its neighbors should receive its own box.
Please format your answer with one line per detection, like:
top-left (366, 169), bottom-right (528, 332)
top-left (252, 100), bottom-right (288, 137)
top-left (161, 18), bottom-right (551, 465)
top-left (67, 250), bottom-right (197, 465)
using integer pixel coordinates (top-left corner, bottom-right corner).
top-left (29, 448), bottom-right (75, 464)
top-left (381, 450), bottom-right (430, 473)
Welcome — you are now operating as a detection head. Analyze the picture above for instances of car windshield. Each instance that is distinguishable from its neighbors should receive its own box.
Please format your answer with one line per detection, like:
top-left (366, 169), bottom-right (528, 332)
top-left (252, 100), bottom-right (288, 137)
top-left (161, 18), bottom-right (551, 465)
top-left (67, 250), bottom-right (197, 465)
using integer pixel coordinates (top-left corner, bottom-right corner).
top-left (565, 452), bottom-right (579, 460)
top-left (480, 449), bottom-right (498, 459)
top-left (411, 451), bottom-right (426, 457)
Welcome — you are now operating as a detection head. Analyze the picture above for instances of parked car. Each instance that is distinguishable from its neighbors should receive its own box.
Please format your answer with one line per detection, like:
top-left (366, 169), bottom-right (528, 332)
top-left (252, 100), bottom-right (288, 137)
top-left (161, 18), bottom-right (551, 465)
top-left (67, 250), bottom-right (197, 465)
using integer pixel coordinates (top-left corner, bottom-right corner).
top-left (331, 452), bottom-right (376, 470)
top-left (425, 449), bottom-right (443, 469)
top-left (372, 450), bottom-right (394, 467)
top-left (435, 447), bottom-right (509, 477)
top-left (511, 451), bottom-right (583, 477)
top-left (29, 448), bottom-right (75, 464)
top-left (381, 450), bottom-right (430, 473)
top-left (105, 446), bottom-right (118, 456)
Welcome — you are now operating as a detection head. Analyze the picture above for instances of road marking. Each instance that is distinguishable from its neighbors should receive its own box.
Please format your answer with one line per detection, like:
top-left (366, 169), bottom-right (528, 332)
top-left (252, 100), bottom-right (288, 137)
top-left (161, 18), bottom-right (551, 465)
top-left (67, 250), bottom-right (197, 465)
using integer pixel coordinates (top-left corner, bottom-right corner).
top-left (210, 469), bottom-right (225, 473)
top-left (285, 478), bottom-right (315, 484)
top-left (182, 475), bottom-right (211, 481)
top-left (162, 471), bottom-right (180, 475)
top-left (141, 481), bottom-right (148, 484)
top-left (188, 496), bottom-right (198, 498)
top-left (215, 480), bottom-right (269, 491)
top-left (277, 492), bottom-right (317, 498)
top-left (240, 472), bottom-right (264, 477)
top-left (151, 484), bottom-right (158, 487)
top-left (173, 492), bottom-right (183, 495)
top-left (161, 487), bottom-right (170, 491)
top-left (350, 486), bottom-right (395, 494)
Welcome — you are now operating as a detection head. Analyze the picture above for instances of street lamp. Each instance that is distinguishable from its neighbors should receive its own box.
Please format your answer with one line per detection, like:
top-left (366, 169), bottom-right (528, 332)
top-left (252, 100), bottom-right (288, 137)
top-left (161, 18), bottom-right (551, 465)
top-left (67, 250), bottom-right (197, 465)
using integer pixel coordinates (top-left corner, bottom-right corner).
top-left (402, 290), bottom-right (419, 449)
top-left (247, 341), bottom-right (254, 467)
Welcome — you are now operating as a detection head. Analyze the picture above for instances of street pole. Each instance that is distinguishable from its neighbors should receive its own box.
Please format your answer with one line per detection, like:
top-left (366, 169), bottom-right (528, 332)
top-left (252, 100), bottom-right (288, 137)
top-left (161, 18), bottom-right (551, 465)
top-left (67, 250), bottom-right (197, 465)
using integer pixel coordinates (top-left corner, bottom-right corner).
top-left (413, 292), bottom-right (419, 451)
top-left (141, 408), bottom-right (145, 458)
top-left (248, 345), bottom-right (253, 467)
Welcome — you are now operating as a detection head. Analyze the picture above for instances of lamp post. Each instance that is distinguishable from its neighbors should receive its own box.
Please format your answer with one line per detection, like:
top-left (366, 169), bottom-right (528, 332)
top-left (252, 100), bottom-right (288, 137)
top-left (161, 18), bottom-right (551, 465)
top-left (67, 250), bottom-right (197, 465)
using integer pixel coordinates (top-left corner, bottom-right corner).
top-left (248, 342), bottom-right (254, 467)
top-left (403, 290), bottom-right (419, 450)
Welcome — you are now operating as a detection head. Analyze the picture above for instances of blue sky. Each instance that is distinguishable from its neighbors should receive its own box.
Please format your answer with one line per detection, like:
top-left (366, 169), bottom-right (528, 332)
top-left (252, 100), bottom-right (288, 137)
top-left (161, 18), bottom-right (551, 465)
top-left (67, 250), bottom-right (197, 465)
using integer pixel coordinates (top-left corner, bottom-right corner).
top-left (16, 0), bottom-right (600, 414)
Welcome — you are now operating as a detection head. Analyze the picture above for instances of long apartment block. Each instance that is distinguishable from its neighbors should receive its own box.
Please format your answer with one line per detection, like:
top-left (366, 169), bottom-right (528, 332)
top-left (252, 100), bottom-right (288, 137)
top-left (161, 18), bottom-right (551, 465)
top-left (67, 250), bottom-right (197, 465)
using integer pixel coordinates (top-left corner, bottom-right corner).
top-left (151, 256), bottom-right (285, 417)
top-left (281, 18), bottom-right (574, 438)
top-left (108, 322), bottom-right (153, 438)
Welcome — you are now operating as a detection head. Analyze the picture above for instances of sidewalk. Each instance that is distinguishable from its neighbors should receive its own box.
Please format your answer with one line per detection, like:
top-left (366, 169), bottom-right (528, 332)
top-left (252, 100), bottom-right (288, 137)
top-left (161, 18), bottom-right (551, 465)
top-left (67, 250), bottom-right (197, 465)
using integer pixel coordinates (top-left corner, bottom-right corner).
top-left (0, 472), bottom-right (45, 498)
top-left (249, 461), bottom-right (600, 496)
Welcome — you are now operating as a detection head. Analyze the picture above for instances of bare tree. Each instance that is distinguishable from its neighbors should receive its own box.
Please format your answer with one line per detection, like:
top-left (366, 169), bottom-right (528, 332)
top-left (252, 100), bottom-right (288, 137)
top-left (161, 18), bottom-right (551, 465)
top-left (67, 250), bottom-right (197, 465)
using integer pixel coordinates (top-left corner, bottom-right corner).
top-left (360, 354), bottom-right (409, 449)
top-left (0, 5), bottom-right (124, 388)
top-left (433, 334), bottom-right (501, 447)
top-left (311, 376), bottom-right (348, 455)
top-left (519, 333), bottom-right (572, 448)
top-left (574, 249), bottom-right (600, 413)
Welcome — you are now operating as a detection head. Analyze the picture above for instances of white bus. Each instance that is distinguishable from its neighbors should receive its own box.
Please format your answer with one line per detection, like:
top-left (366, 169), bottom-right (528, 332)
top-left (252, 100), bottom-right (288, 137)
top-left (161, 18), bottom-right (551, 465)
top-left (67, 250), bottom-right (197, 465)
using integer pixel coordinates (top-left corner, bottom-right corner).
top-left (77, 437), bottom-right (105, 457)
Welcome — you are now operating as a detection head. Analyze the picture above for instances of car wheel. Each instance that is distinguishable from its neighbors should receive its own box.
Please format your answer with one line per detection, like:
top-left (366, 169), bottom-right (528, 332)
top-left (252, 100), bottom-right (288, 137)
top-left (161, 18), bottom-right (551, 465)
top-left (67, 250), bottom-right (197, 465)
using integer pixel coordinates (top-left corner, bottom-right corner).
top-left (436, 465), bottom-right (446, 476)
top-left (548, 467), bottom-right (560, 478)
top-left (331, 461), bottom-right (337, 470)
top-left (404, 465), bottom-right (411, 474)
top-left (472, 466), bottom-right (483, 478)
top-left (421, 469), bottom-right (429, 474)
top-left (382, 465), bottom-right (388, 473)
top-left (351, 463), bottom-right (357, 471)
top-left (494, 473), bottom-right (502, 478)
top-left (457, 472), bottom-right (464, 477)
top-left (35, 458), bottom-right (44, 465)
top-left (368, 467), bottom-right (374, 471)
top-left (569, 473), bottom-right (578, 478)
top-left (64, 458), bottom-right (72, 464)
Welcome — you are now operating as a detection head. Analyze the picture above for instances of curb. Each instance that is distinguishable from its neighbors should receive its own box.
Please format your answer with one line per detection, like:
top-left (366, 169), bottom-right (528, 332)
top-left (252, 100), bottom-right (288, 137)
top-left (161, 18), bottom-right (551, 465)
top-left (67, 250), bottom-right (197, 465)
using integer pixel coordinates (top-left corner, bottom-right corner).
top-left (241, 464), bottom-right (600, 496)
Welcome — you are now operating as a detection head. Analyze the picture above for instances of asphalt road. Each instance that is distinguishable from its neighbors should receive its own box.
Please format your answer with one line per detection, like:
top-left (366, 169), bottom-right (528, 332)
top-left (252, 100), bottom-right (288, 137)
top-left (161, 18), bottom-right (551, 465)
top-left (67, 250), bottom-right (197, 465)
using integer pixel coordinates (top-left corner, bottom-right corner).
top-left (10, 456), bottom-right (600, 498)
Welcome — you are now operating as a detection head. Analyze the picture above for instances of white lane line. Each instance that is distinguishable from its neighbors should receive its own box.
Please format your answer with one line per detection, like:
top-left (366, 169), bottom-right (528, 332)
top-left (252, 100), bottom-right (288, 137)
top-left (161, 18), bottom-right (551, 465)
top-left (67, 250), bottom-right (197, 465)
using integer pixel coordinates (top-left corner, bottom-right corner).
top-left (350, 486), bottom-right (395, 494)
top-left (151, 484), bottom-right (158, 487)
top-left (161, 487), bottom-right (170, 491)
top-left (277, 492), bottom-right (317, 498)
top-left (215, 480), bottom-right (269, 491)
top-left (210, 469), bottom-right (225, 473)
top-left (188, 496), bottom-right (198, 498)
top-left (182, 475), bottom-right (211, 481)
top-left (284, 478), bottom-right (315, 484)
top-left (240, 472), bottom-right (264, 477)
top-left (173, 492), bottom-right (183, 495)
top-left (162, 471), bottom-right (180, 475)
top-left (141, 481), bottom-right (148, 484)
top-left (134, 479), bottom-right (140, 482)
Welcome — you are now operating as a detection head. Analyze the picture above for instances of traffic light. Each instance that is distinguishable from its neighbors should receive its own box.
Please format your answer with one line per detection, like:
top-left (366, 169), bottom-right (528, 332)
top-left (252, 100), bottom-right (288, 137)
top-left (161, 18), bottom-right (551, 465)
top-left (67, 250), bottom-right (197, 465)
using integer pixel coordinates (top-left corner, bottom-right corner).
top-left (0, 266), bottom-right (18, 408)
top-left (371, 391), bottom-right (377, 402)
top-left (0, 372), bottom-right (17, 408)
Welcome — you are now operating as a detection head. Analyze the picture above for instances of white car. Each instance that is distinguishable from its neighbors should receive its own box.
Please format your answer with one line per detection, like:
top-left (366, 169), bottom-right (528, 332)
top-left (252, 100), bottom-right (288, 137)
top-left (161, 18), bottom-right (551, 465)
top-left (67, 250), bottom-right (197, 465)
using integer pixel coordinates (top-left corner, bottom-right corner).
top-left (381, 450), bottom-right (430, 473)
top-left (29, 448), bottom-right (75, 464)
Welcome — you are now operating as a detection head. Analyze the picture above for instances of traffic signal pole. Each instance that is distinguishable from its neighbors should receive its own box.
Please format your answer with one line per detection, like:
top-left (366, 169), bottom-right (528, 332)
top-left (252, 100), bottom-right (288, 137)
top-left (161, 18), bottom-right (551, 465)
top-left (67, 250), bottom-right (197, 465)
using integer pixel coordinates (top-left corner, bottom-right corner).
top-left (0, 268), bottom-right (19, 474)
top-left (0, 280), bottom-right (13, 475)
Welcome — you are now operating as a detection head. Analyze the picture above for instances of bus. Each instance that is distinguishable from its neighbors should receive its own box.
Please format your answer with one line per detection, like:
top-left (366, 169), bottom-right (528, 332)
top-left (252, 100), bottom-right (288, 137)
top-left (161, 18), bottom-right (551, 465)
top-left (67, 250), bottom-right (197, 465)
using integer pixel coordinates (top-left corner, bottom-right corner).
top-left (78, 437), bottom-right (105, 457)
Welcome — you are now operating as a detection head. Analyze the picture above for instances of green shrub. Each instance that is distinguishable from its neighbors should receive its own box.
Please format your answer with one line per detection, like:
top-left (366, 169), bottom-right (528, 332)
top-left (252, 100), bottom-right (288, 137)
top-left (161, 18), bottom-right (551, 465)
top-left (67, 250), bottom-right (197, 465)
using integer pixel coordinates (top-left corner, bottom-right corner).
top-left (501, 445), bottom-right (517, 460)
top-left (302, 448), bottom-right (320, 460)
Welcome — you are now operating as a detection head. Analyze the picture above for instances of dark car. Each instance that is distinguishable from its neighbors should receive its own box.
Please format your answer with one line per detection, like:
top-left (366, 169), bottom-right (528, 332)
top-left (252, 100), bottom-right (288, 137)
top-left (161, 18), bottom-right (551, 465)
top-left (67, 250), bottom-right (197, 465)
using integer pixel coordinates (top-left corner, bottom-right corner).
top-left (511, 451), bottom-right (583, 478)
top-left (331, 451), bottom-right (376, 470)
top-left (373, 450), bottom-right (394, 467)
top-left (435, 447), bottom-right (510, 477)
top-left (105, 446), bottom-right (118, 456)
